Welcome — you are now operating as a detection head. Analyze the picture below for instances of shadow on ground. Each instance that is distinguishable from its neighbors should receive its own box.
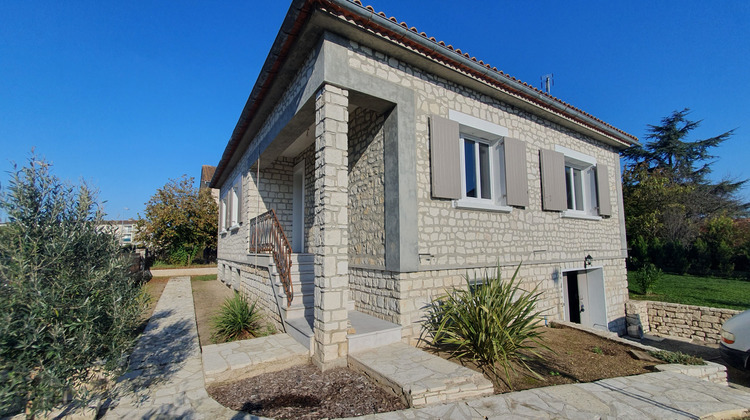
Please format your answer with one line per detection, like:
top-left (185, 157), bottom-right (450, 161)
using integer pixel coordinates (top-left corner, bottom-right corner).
top-left (104, 309), bottom-right (199, 408)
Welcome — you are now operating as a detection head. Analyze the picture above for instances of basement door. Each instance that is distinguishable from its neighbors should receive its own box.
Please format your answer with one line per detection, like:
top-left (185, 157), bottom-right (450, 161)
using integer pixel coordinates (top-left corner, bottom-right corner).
top-left (292, 161), bottom-right (305, 253)
top-left (563, 268), bottom-right (607, 330)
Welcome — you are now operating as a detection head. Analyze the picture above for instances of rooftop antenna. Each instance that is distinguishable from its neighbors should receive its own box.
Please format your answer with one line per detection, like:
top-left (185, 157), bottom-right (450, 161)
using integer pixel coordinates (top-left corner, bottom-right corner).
top-left (541, 73), bottom-right (554, 94)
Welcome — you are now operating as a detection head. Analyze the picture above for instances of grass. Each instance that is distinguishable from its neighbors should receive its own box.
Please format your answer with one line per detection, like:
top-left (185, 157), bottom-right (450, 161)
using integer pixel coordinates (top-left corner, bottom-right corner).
top-left (192, 274), bottom-right (217, 282)
top-left (628, 272), bottom-right (750, 310)
top-left (151, 261), bottom-right (217, 270)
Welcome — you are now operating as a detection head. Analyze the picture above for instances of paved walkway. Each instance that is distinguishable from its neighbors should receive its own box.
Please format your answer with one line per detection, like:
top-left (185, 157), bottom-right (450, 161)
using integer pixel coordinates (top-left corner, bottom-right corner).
top-left (105, 276), bottom-right (750, 419)
top-left (104, 277), bottom-right (255, 419)
top-left (203, 334), bottom-right (309, 385)
top-left (350, 371), bottom-right (750, 419)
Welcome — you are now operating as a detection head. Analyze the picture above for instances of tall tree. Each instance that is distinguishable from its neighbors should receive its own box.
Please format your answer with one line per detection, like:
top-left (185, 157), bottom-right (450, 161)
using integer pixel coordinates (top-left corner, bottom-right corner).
top-left (136, 175), bottom-right (218, 265)
top-left (0, 156), bottom-right (146, 417)
top-left (622, 109), bottom-right (748, 273)
top-left (622, 108), bottom-right (735, 185)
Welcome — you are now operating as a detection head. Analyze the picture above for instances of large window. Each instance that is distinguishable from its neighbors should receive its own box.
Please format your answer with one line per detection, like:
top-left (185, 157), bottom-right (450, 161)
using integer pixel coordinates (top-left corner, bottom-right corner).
top-left (460, 134), bottom-right (505, 206)
top-left (429, 111), bottom-right (529, 210)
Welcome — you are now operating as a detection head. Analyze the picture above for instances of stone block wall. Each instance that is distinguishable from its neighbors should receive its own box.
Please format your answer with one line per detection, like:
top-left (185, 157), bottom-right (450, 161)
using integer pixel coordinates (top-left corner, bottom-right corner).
top-left (218, 257), bottom-right (284, 331)
top-left (626, 300), bottom-right (740, 344)
top-left (348, 107), bottom-right (386, 267)
top-left (349, 267), bottom-right (400, 324)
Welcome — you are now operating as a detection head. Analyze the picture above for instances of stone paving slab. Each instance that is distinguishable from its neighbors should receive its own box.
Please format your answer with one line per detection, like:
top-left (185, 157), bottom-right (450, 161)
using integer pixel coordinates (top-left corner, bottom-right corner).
top-left (349, 371), bottom-right (750, 419)
top-left (103, 277), bottom-right (261, 419)
top-left (349, 342), bottom-right (494, 408)
top-left (202, 333), bottom-right (309, 384)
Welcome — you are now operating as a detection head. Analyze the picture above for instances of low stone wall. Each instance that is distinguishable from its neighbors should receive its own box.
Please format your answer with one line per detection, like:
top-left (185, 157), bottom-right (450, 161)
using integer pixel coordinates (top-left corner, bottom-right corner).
top-left (626, 300), bottom-right (740, 344)
top-left (217, 257), bottom-right (284, 331)
top-left (554, 320), bottom-right (728, 385)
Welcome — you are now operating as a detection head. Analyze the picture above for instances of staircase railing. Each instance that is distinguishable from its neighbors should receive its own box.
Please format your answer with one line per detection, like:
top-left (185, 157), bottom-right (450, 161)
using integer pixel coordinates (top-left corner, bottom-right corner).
top-left (249, 210), bottom-right (293, 306)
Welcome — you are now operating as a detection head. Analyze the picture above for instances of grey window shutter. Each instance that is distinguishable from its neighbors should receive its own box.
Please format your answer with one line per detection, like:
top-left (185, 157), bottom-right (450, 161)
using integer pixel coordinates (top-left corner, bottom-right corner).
top-left (227, 191), bottom-right (233, 228)
top-left (429, 115), bottom-right (461, 199)
top-left (503, 137), bottom-right (529, 207)
top-left (596, 164), bottom-right (612, 216)
top-left (236, 177), bottom-right (243, 224)
top-left (540, 149), bottom-right (566, 211)
top-left (219, 199), bottom-right (224, 230)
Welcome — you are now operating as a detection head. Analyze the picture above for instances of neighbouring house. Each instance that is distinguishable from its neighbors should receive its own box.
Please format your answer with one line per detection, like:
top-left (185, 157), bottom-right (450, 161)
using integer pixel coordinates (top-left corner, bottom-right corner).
top-left (102, 219), bottom-right (139, 247)
top-left (210, 0), bottom-right (638, 370)
top-left (199, 165), bottom-right (220, 204)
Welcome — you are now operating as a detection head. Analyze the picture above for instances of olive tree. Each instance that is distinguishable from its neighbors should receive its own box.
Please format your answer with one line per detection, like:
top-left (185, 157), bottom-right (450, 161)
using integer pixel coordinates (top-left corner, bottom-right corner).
top-left (0, 157), bottom-right (147, 417)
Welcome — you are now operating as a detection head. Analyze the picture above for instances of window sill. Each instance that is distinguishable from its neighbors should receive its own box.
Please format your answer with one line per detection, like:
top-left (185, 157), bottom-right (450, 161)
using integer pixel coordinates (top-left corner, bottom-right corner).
top-left (229, 224), bottom-right (240, 232)
top-left (561, 211), bottom-right (602, 221)
top-left (452, 198), bottom-right (512, 213)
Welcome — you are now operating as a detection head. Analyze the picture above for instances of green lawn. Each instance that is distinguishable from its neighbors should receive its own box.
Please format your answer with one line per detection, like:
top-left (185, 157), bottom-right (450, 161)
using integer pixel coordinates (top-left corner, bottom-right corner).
top-left (628, 272), bottom-right (750, 310)
top-left (192, 274), bottom-right (217, 282)
top-left (151, 261), bottom-right (217, 270)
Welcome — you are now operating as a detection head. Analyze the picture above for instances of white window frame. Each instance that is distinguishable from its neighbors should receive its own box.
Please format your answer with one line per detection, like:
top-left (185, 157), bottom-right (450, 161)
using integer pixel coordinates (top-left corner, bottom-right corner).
top-left (449, 110), bottom-right (512, 213)
top-left (555, 146), bottom-right (601, 220)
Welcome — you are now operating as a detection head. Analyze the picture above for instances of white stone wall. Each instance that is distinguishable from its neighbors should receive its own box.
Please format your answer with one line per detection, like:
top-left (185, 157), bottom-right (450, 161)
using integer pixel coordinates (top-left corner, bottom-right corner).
top-left (342, 40), bottom-right (629, 339)
top-left (217, 259), bottom-right (284, 331)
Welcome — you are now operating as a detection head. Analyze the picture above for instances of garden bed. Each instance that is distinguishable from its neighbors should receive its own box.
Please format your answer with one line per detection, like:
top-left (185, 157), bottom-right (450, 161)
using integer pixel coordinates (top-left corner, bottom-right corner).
top-left (429, 323), bottom-right (658, 393)
top-left (206, 364), bottom-right (406, 419)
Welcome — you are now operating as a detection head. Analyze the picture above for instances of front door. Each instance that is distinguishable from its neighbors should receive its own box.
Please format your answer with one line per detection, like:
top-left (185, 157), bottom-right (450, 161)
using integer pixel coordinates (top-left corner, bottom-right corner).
top-left (292, 161), bottom-right (305, 253)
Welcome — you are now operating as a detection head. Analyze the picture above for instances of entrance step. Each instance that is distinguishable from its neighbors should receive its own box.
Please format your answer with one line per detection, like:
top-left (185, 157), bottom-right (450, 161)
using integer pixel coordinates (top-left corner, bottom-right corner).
top-left (347, 311), bottom-right (402, 353)
top-left (201, 333), bottom-right (309, 385)
top-left (284, 315), bottom-right (314, 354)
top-left (348, 342), bottom-right (494, 408)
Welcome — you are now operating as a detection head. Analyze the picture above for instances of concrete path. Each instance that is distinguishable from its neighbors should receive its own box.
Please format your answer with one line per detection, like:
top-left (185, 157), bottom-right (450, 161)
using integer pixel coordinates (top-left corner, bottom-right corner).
top-left (105, 276), bottom-right (750, 419)
top-left (203, 334), bottom-right (309, 385)
top-left (150, 267), bottom-right (217, 277)
top-left (104, 277), bottom-right (256, 419)
top-left (350, 370), bottom-right (750, 419)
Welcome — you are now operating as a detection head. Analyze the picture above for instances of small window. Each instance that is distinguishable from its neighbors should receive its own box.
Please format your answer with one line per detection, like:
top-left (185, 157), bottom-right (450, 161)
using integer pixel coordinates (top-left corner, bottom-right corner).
top-left (554, 146), bottom-right (603, 219)
top-left (456, 133), bottom-right (509, 211)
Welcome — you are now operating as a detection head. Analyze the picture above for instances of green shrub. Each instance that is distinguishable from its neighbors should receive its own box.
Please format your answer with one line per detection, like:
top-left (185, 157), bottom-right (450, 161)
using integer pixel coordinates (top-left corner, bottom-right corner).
top-left (212, 292), bottom-right (262, 342)
top-left (0, 156), bottom-right (147, 417)
top-left (422, 264), bottom-right (547, 389)
top-left (648, 350), bottom-right (704, 365)
top-left (632, 263), bottom-right (663, 294)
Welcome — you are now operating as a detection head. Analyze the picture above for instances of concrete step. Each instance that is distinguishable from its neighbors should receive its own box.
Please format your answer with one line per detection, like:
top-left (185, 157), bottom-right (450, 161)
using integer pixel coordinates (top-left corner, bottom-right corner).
top-left (291, 253), bottom-right (314, 264)
top-left (282, 299), bottom-right (314, 320)
top-left (348, 342), bottom-right (493, 408)
top-left (285, 316), bottom-right (314, 354)
top-left (347, 311), bottom-right (402, 353)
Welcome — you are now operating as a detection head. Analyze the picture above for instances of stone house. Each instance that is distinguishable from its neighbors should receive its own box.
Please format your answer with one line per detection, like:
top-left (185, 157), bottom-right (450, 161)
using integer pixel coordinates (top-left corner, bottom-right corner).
top-left (210, 0), bottom-right (638, 370)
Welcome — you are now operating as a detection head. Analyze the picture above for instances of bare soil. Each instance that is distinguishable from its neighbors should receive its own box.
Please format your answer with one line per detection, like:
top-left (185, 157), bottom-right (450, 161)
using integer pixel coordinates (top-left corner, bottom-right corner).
top-left (430, 324), bottom-right (658, 393)
top-left (206, 364), bottom-right (407, 419)
top-left (190, 276), bottom-right (235, 346)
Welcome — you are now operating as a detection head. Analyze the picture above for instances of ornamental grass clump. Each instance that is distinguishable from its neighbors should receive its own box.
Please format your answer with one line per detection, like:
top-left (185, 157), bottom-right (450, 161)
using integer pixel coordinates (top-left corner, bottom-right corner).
top-left (422, 264), bottom-right (548, 389)
top-left (212, 292), bottom-right (262, 342)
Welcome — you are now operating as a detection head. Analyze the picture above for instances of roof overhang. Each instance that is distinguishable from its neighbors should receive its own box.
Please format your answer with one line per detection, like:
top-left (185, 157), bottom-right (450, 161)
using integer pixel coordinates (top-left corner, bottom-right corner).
top-left (211, 0), bottom-right (638, 188)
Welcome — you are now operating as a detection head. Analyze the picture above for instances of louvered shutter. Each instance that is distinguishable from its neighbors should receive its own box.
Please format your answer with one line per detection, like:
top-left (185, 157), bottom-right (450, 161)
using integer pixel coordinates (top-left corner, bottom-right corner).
top-left (540, 149), bottom-right (566, 211)
top-left (503, 137), bottom-right (529, 207)
top-left (429, 115), bottom-right (461, 199)
top-left (236, 177), bottom-right (243, 225)
top-left (596, 164), bottom-right (612, 216)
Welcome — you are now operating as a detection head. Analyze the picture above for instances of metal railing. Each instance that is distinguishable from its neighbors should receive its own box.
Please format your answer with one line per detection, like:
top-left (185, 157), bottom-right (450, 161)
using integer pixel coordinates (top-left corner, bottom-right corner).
top-left (249, 210), bottom-right (293, 306)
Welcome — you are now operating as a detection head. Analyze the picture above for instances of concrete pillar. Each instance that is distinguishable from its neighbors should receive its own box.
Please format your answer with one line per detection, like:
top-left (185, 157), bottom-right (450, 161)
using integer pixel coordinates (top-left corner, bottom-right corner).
top-left (312, 84), bottom-right (349, 370)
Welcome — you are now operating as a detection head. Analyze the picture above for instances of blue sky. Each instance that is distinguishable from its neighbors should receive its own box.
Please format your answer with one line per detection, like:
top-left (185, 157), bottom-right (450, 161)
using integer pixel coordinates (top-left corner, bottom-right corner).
top-left (1, 1), bottom-right (748, 221)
